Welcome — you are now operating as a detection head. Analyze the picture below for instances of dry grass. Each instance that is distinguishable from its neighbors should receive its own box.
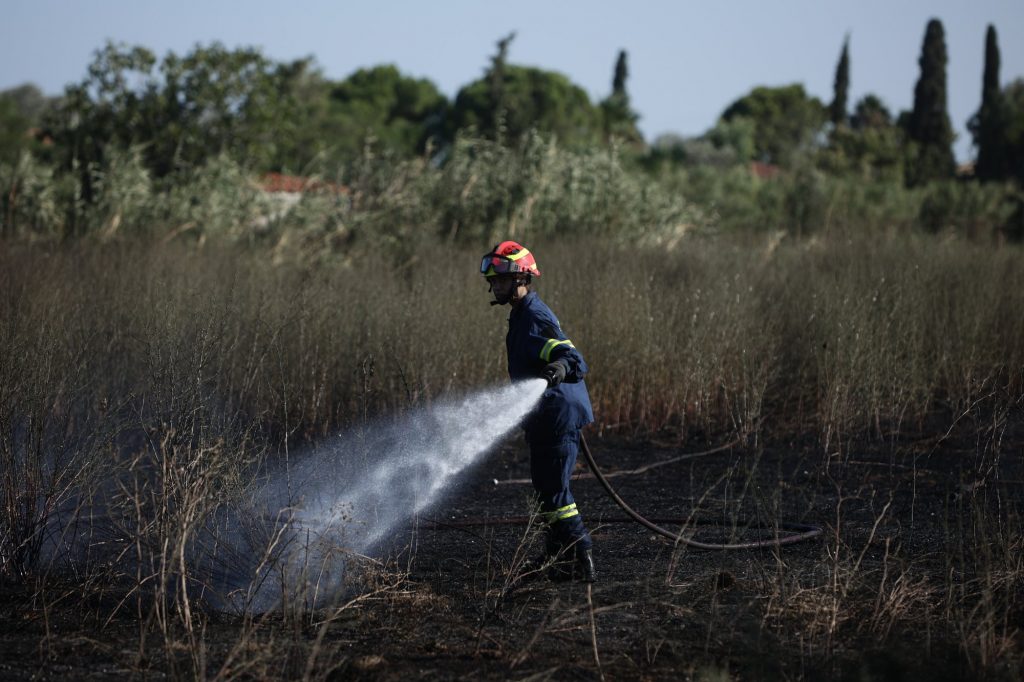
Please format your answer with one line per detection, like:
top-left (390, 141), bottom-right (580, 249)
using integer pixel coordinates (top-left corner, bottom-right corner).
top-left (1, 231), bottom-right (1022, 678)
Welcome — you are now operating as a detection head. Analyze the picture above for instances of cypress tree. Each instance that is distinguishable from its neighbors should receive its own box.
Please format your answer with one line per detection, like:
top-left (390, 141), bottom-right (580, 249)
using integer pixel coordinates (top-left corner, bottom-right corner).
top-left (601, 50), bottom-right (641, 142)
top-left (612, 50), bottom-right (628, 99)
top-left (906, 19), bottom-right (955, 186)
top-left (829, 36), bottom-right (850, 126)
top-left (971, 25), bottom-right (1005, 181)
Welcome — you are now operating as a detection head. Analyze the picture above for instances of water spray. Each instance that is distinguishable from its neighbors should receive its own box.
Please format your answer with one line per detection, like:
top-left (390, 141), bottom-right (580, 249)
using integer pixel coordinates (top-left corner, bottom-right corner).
top-left (207, 378), bottom-right (549, 612)
top-left (284, 378), bottom-right (548, 551)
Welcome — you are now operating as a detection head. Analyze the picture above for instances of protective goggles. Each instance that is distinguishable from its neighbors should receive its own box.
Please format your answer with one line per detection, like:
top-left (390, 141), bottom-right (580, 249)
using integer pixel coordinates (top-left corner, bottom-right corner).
top-left (480, 252), bottom-right (529, 277)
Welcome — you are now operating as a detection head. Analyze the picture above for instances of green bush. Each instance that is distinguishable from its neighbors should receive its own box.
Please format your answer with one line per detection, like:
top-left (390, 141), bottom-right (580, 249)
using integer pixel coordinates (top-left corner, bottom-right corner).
top-left (0, 152), bottom-right (62, 238)
top-left (3, 130), bottom-right (1023, 252)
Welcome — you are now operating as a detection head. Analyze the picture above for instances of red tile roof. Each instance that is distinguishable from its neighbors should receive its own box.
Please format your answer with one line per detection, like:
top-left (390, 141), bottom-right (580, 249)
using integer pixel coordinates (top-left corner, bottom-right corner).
top-left (260, 172), bottom-right (349, 195)
top-left (749, 161), bottom-right (781, 180)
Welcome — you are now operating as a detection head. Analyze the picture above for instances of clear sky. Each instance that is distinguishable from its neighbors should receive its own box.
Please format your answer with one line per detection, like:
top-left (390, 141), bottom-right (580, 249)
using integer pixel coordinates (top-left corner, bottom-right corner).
top-left (3, 1), bottom-right (1022, 161)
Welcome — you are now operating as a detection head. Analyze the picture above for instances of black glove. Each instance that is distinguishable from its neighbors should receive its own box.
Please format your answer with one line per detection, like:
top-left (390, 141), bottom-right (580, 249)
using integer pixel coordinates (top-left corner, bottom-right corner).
top-left (542, 360), bottom-right (568, 387)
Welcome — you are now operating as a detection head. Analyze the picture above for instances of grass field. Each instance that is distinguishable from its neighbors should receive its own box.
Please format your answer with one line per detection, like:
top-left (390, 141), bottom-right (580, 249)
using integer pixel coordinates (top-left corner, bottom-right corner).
top-left (1, 232), bottom-right (1023, 679)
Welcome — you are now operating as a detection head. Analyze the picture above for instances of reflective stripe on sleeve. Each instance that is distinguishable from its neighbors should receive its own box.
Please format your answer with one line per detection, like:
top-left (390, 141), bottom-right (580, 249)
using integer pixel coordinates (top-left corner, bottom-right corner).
top-left (540, 338), bottom-right (574, 362)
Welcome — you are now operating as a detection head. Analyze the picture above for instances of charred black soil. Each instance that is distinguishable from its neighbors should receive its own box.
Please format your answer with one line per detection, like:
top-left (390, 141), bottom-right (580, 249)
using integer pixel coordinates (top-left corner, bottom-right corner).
top-left (2, 419), bottom-right (1023, 681)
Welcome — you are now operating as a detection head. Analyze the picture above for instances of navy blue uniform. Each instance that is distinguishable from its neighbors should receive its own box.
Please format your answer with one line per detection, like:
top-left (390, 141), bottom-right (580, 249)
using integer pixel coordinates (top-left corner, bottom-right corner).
top-left (507, 291), bottom-right (593, 552)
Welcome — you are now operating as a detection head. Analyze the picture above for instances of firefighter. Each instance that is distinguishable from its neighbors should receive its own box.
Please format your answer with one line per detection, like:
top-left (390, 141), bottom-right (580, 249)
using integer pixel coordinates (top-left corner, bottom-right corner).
top-left (480, 240), bottom-right (597, 582)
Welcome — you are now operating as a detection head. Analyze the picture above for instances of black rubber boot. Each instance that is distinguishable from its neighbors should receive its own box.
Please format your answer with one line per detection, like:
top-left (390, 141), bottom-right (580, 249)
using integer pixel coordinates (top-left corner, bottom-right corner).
top-left (576, 547), bottom-right (597, 583)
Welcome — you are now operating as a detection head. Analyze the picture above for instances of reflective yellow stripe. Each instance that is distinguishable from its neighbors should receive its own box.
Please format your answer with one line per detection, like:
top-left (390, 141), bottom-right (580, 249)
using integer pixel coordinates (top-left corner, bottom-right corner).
top-left (507, 248), bottom-right (531, 261)
top-left (543, 503), bottom-right (579, 524)
top-left (540, 338), bottom-right (574, 362)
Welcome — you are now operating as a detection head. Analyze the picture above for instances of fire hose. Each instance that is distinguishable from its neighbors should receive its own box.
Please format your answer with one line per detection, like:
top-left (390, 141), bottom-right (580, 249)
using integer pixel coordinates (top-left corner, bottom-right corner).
top-left (425, 434), bottom-right (822, 550)
top-left (577, 433), bottom-right (821, 550)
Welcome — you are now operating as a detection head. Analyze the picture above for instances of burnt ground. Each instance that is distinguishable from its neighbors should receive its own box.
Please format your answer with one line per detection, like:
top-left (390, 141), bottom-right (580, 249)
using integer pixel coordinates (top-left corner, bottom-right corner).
top-left (2, 419), bottom-right (1023, 681)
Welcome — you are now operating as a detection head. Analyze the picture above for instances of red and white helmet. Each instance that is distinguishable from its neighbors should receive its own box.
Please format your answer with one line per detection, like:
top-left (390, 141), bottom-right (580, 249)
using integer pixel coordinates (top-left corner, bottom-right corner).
top-left (480, 240), bottom-right (541, 278)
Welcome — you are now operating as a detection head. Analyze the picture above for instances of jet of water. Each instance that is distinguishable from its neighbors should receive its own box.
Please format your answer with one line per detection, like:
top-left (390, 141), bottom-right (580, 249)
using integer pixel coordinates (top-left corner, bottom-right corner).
top-left (217, 378), bottom-right (548, 612)
top-left (290, 377), bottom-right (547, 549)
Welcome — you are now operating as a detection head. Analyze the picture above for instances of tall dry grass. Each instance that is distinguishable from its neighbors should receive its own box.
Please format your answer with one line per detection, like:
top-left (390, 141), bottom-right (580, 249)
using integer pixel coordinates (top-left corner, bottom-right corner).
top-left (1, 231), bottom-right (1022, 677)
top-left (3, 232), bottom-right (1021, 571)
top-left (5, 233), bottom-right (1021, 451)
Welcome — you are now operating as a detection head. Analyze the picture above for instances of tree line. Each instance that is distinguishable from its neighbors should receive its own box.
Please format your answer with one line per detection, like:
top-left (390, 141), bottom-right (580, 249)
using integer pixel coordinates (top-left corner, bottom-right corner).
top-left (658, 20), bottom-right (1021, 190)
top-left (0, 34), bottom-right (640, 176)
top-left (0, 19), bottom-right (1022, 241)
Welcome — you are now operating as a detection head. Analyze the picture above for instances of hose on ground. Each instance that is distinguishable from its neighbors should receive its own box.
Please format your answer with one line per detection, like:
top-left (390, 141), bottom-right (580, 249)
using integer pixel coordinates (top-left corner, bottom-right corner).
top-left (420, 435), bottom-right (822, 549)
top-left (577, 433), bottom-right (821, 550)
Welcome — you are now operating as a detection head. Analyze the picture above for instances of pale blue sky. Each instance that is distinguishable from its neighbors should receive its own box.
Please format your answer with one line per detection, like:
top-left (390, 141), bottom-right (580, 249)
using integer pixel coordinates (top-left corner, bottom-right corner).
top-left (3, 1), bottom-right (1022, 161)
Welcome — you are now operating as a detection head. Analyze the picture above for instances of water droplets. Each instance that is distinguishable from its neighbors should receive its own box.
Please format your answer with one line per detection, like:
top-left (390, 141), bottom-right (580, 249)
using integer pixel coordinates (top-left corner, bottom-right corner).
top-left (229, 378), bottom-right (547, 611)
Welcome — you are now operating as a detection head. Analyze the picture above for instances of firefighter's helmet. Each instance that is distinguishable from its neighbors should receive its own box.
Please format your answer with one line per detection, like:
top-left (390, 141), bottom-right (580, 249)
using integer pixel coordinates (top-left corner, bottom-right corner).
top-left (479, 241), bottom-right (541, 278)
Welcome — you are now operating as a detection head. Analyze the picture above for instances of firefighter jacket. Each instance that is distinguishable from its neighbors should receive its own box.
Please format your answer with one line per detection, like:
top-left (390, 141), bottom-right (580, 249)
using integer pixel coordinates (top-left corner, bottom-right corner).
top-left (507, 291), bottom-right (594, 436)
